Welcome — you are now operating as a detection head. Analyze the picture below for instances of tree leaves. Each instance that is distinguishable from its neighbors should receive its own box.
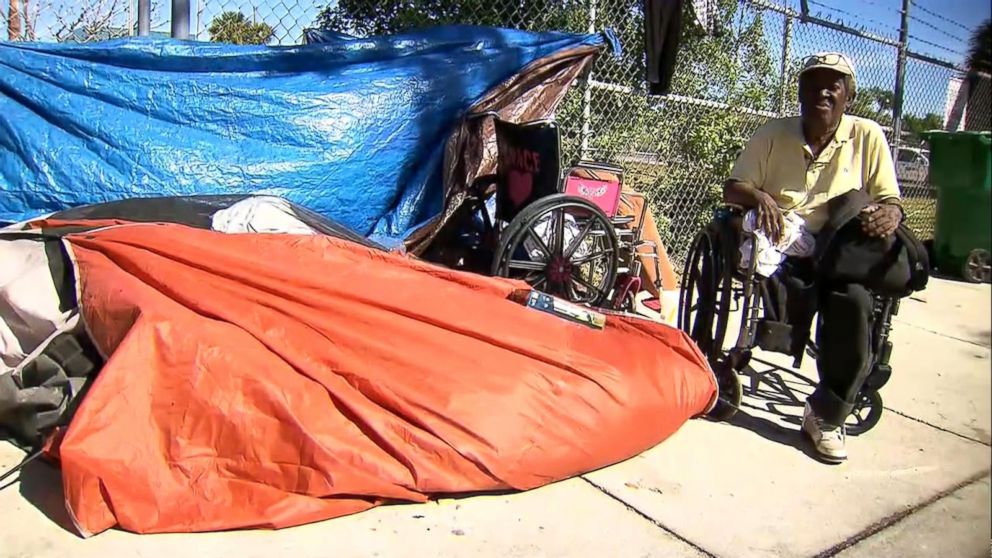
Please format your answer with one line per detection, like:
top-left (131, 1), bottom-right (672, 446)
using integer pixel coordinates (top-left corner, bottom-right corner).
top-left (965, 19), bottom-right (991, 76)
top-left (208, 11), bottom-right (274, 45)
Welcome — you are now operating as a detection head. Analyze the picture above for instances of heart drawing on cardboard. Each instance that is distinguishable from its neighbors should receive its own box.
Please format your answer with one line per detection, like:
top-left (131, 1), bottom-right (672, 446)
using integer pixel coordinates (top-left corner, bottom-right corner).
top-left (508, 169), bottom-right (534, 208)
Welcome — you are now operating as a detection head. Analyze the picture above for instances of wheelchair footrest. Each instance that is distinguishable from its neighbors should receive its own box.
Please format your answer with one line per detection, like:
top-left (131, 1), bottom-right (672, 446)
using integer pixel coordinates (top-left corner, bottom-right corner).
top-left (864, 364), bottom-right (892, 391)
top-left (754, 319), bottom-right (794, 355)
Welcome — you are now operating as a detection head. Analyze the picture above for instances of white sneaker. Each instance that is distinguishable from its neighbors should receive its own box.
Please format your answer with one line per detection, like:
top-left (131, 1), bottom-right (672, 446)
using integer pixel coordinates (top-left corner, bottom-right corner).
top-left (802, 402), bottom-right (847, 463)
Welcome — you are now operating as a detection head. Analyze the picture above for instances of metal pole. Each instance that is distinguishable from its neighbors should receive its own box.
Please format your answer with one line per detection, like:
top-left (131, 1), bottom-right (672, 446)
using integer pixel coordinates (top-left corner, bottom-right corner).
top-left (891, 0), bottom-right (911, 153)
top-left (778, 15), bottom-right (793, 116)
top-left (172, 0), bottom-right (190, 39)
top-left (138, 0), bottom-right (151, 36)
top-left (8, 0), bottom-right (22, 41)
top-left (195, 0), bottom-right (203, 41)
top-left (580, 0), bottom-right (597, 161)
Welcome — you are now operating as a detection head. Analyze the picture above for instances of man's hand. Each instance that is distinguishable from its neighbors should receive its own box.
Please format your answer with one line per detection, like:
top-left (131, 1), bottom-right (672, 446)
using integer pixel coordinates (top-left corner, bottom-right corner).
top-left (756, 190), bottom-right (785, 244)
top-left (861, 203), bottom-right (902, 238)
top-left (724, 179), bottom-right (785, 243)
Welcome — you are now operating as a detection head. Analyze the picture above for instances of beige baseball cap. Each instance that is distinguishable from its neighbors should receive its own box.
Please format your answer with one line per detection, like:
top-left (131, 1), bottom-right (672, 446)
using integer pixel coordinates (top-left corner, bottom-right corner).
top-left (800, 51), bottom-right (857, 83)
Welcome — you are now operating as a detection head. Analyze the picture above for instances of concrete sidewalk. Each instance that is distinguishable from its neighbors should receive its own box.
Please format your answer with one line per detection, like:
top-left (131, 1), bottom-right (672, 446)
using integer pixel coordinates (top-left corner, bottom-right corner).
top-left (2, 277), bottom-right (989, 558)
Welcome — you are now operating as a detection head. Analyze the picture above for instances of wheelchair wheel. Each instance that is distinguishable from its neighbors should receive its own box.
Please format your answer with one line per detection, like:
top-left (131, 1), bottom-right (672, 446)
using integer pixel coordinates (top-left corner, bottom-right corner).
top-left (845, 390), bottom-right (883, 436)
top-left (963, 249), bottom-right (991, 284)
top-left (678, 224), bottom-right (741, 420)
top-left (678, 224), bottom-right (735, 360)
top-left (492, 194), bottom-right (619, 306)
top-left (705, 358), bottom-right (743, 421)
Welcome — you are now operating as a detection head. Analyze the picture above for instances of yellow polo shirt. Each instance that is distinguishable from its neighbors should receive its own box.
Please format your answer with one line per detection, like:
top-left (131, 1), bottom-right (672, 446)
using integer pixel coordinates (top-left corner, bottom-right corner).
top-left (729, 114), bottom-right (901, 232)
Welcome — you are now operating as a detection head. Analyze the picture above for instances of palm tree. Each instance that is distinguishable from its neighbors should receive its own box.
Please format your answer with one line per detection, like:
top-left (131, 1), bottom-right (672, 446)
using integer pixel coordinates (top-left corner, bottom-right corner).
top-left (963, 19), bottom-right (991, 131)
top-left (966, 19), bottom-right (991, 76)
top-left (208, 11), bottom-right (275, 45)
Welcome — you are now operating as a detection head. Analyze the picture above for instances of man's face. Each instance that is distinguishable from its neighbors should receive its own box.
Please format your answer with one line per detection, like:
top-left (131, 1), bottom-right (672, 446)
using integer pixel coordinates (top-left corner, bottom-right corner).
top-left (799, 68), bottom-right (850, 128)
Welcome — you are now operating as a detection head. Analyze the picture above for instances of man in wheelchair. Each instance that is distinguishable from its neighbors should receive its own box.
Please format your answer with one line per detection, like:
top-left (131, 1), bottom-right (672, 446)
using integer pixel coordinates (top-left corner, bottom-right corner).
top-left (713, 52), bottom-right (926, 463)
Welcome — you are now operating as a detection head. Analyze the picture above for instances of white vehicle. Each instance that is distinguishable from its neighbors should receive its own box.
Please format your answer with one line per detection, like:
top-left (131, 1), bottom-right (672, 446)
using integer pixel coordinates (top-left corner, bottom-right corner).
top-left (895, 147), bottom-right (930, 185)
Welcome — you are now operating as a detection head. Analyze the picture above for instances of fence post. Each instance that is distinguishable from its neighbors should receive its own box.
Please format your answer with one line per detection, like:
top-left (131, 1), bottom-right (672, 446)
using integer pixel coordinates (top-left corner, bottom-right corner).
top-left (172, 0), bottom-right (191, 39)
top-left (580, 0), bottom-right (597, 161)
top-left (195, 0), bottom-right (203, 41)
top-left (138, 0), bottom-right (152, 36)
top-left (891, 0), bottom-right (911, 153)
top-left (778, 14), bottom-right (793, 116)
top-left (7, 0), bottom-right (22, 41)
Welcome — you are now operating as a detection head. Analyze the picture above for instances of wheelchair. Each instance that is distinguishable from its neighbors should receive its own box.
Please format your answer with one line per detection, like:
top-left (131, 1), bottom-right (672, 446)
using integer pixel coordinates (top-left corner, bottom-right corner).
top-left (678, 205), bottom-right (901, 435)
top-left (426, 113), bottom-right (663, 312)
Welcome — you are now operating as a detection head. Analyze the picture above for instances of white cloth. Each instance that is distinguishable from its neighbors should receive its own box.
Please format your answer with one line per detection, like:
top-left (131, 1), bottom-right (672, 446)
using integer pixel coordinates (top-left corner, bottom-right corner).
top-left (0, 237), bottom-right (77, 373)
top-left (523, 212), bottom-right (591, 261)
top-left (211, 196), bottom-right (317, 235)
top-left (739, 210), bottom-right (815, 277)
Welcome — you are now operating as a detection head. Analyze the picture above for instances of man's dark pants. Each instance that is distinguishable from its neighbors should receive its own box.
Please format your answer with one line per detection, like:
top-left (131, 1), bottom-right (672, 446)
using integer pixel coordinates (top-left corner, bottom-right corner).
top-left (810, 282), bottom-right (875, 426)
top-left (769, 260), bottom-right (875, 427)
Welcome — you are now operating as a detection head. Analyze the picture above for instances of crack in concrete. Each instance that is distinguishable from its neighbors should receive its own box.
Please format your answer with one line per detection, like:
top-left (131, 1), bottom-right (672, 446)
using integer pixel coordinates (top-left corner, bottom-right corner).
top-left (812, 470), bottom-right (991, 558)
top-left (577, 476), bottom-right (718, 558)
top-left (884, 407), bottom-right (992, 447)
top-left (893, 319), bottom-right (992, 349)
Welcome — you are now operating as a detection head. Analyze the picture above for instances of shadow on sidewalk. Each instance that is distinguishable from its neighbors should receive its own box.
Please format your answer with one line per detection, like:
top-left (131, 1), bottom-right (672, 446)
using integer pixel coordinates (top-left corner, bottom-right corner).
top-left (13, 458), bottom-right (79, 536)
top-left (723, 357), bottom-right (827, 460)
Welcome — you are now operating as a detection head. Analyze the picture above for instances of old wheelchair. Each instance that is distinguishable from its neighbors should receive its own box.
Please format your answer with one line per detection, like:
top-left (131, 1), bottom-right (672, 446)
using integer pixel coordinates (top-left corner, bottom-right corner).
top-left (426, 113), bottom-right (664, 311)
top-left (678, 205), bottom-right (903, 435)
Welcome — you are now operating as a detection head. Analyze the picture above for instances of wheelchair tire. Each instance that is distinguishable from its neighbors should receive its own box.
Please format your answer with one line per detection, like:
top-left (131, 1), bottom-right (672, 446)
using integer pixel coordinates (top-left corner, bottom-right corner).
top-left (705, 358), bottom-right (742, 421)
top-left (962, 249), bottom-right (991, 284)
top-left (678, 225), bottom-right (734, 361)
top-left (845, 390), bottom-right (883, 436)
top-left (492, 194), bottom-right (619, 306)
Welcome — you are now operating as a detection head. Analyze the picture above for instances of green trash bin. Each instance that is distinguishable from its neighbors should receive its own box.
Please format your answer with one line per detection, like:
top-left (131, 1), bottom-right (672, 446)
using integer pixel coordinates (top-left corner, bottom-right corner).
top-left (922, 131), bottom-right (992, 283)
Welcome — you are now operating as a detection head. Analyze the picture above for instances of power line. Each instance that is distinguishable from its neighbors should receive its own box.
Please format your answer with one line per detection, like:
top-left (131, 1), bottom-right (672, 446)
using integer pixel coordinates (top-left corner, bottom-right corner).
top-left (910, 0), bottom-right (974, 33)
top-left (859, 0), bottom-right (908, 18)
top-left (908, 13), bottom-right (970, 44)
top-left (907, 33), bottom-right (968, 57)
top-left (806, 0), bottom-right (902, 37)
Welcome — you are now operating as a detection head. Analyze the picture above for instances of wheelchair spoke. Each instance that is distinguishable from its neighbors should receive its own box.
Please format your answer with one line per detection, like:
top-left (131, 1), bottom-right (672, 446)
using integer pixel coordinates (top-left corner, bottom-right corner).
top-left (571, 272), bottom-right (603, 301)
top-left (563, 278), bottom-right (581, 302)
top-left (563, 218), bottom-right (597, 260)
top-left (531, 276), bottom-right (548, 292)
top-left (524, 227), bottom-right (552, 260)
top-left (572, 247), bottom-right (614, 266)
top-left (507, 259), bottom-right (547, 272)
top-left (552, 208), bottom-right (566, 255)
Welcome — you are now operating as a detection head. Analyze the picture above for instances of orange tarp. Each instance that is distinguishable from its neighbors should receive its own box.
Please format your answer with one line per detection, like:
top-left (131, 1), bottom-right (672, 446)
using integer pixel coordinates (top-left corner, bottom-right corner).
top-left (54, 223), bottom-right (716, 536)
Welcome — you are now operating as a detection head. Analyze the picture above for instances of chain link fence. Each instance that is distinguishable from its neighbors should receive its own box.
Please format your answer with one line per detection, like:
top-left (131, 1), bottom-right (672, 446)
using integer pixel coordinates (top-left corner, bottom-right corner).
top-left (3, 0), bottom-right (989, 265)
top-left (192, 0), bottom-right (323, 44)
top-left (1, 0), bottom-right (158, 42)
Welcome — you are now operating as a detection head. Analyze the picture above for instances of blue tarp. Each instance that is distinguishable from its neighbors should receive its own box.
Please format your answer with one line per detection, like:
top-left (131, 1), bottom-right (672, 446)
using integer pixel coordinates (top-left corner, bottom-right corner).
top-left (0, 26), bottom-right (610, 242)
top-left (304, 29), bottom-right (356, 43)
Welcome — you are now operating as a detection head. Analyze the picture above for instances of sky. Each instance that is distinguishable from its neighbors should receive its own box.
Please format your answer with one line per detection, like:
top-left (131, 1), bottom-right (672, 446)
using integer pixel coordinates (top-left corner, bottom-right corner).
top-left (11, 1), bottom-right (989, 53)
top-left (778, 0), bottom-right (990, 118)
top-left (135, 0), bottom-right (992, 118)
top-left (6, 0), bottom-right (990, 116)
top-left (787, 0), bottom-right (989, 63)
